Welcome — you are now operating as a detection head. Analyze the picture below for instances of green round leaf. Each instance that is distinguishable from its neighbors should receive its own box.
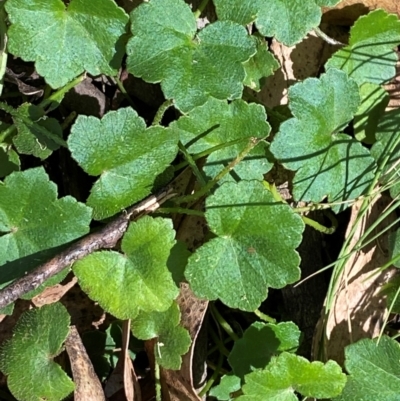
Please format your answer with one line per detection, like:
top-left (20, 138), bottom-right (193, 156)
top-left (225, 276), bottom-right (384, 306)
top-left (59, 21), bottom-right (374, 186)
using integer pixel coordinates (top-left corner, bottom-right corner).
top-left (126, 0), bottom-right (256, 112)
top-left (370, 108), bottom-right (400, 198)
top-left (68, 107), bottom-right (178, 219)
top-left (237, 352), bottom-right (346, 400)
top-left (326, 10), bottom-right (400, 85)
top-left (131, 302), bottom-right (191, 370)
top-left (214, 0), bottom-right (324, 46)
top-left (228, 321), bottom-right (301, 379)
top-left (185, 180), bottom-right (304, 311)
top-left (0, 303), bottom-right (74, 401)
top-left (0, 167), bottom-right (92, 268)
top-left (270, 68), bottom-right (376, 212)
top-left (171, 98), bottom-right (272, 183)
top-left (336, 337), bottom-right (400, 401)
top-left (73, 217), bottom-right (179, 319)
top-left (5, 0), bottom-right (128, 88)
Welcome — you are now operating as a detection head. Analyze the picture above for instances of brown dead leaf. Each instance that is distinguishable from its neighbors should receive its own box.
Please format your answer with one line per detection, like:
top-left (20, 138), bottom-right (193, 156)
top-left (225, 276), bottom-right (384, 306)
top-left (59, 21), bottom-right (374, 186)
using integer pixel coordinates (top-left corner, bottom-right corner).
top-left (31, 275), bottom-right (77, 307)
top-left (105, 320), bottom-right (141, 401)
top-left (65, 325), bottom-right (106, 401)
top-left (313, 193), bottom-right (398, 365)
top-left (161, 284), bottom-right (208, 401)
top-left (158, 172), bottom-right (208, 401)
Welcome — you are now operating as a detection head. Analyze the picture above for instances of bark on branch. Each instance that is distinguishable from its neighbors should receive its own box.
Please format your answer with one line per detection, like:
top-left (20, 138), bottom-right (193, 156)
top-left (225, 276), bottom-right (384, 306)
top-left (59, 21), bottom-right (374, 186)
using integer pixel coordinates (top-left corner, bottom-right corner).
top-left (0, 188), bottom-right (175, 310)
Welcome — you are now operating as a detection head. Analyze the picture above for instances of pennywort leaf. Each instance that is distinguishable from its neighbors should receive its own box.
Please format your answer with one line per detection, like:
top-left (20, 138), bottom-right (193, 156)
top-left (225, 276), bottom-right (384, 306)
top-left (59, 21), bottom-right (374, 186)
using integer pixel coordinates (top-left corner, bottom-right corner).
top-left (68, 107), bottom-right (178, 219)
top-left (354, 83), bottom-right (389, 144)
top-left (336, 337), bottom-right (400, 401)
top-left (0, 167), bottom-right (92, 268)
top-left (228, 321), bottom-right (301, 379)
top-left (73, 217), bottom-right (179, 320)
top-left (0, 303), bottom-right (74, 401)
top-left (237, 353), bottom-right (346, 401)
top-left (131, 302), bottom-right (191, 370)
top-left (185, 180), bottom-right (304, 311)
top-left (370, 108), bottom-right (400, 198)
top-left (270, 68), bottom-right (376, 212)
top-left (210, 375), bottom-right (241, 401)
top-left (12, 103), bottom-right (63, 159)
top-left (126, 0), bottom-right (256, 112)
top-left (171, 98), bottom-right (272, 183)
top-left (5, 0), bottom-right (129, 88)
top-left (243, 35), bottom-right (280, 91)
top-left (214, 0), bottom-right (328, 46)
top-left (325, 9), bottom-right (400, 85)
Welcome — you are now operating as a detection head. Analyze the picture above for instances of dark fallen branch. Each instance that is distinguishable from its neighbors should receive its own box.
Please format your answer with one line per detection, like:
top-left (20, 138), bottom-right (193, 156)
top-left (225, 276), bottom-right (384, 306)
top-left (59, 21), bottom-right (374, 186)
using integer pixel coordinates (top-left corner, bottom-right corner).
top-left (0, 188), bottom-right (175, 310)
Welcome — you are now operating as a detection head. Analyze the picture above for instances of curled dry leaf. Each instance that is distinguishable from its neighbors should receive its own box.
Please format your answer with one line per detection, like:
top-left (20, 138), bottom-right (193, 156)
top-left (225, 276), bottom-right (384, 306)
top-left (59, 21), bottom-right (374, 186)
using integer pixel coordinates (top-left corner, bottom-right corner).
top-left (160, 168), bottom-right (208, 401)
top-left (105, 320), bottom-right (140, 401)
top-left (65, 325), bottom-right (106, 401)
top-left (313, 193), bottom-right (398, 365)
top-left (31, 275), bottom-right (77, 307)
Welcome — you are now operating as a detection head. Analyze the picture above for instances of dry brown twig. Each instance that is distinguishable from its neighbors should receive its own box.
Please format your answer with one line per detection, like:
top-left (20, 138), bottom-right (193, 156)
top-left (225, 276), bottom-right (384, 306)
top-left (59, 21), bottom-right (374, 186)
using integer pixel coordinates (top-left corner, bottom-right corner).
top-left (0, 186), bottom-right (176, 310)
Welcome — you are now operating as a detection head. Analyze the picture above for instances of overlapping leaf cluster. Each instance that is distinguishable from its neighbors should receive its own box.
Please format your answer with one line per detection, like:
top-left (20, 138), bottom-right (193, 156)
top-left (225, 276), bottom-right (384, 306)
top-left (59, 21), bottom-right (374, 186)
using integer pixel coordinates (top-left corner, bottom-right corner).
top-left (1, 0), bottom-right (400, 400)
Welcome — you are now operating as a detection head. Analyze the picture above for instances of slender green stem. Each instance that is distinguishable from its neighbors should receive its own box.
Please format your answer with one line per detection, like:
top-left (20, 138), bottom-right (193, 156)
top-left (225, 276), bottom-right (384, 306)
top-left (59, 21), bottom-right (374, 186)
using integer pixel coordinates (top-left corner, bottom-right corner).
top-left (0, 125), bottom-right (16, 144)
top-left (210, 304), bottom-right (239, 342)
top-left (207, 336), bottom-right (233, 356)
top-left (178, 141), bottom-right (208, 186)
top-left (0, 101), bottom-right (67, 147)
top-left (193, 0), bottom-right (210, 18)
top-left (313, 27), bottom-right (344, 46)
top-left (199, 350), bottom-right (224, 397)
top-left (114, 76), bottom-right (136, 109)
top-left (152, 99), bottom-right (173, 126)
top-left (156, 207), bottom-right (204, 216)
top-left (174, 137), bottom-right (248, 171)
top-left (208, 324), bottom-right (230, 357)
top-left (254, 309), bottom-right (276, 323)
top-left (39, 74), bottom-right (85, 109)
top-left (264, 181), bottom-right (285, 203)
top-left (61, 111), bottom-right (76, 131)
top-left (302, 214), bottom-right (337, 235)
top-left (173, 137), bottom-right (262, 204)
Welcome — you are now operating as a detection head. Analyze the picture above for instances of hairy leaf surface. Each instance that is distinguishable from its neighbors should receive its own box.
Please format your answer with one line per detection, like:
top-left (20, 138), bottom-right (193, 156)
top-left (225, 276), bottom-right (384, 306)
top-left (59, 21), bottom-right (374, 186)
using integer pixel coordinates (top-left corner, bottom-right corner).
top-left (185, 180), bottom-right (304, 311)
top-left (171, 98), bottom-right (272, 182)
top-left (270, 68), bottom-right (375, 212)
top-left (0, 303), bottom-right (74, 401)
top-left (68, 107), bottom-right (178, 219)
top-left (0, 167), bottom-right (91, 268)
top-left (336, 337), bottom-right (400, 401)
top-left (243, 35), bottom-right (280, 91)
top-left (210, 375), bottom-right (241, 401)
top-left (326, 9), bottom-right (400, 85)
top-left (126, 0), bottom-right (255, 112)
top-left (228, 321), bottom-right (301, 379)
top-left (213, 0), bottom-right (329, 46)
top-left (12, 103), bottom-right (63, 159)
top-left (73, 217), bottom-right (179, 319)
top-left (237, 353), bottom-right (346, 400)
top-left (371, 108), bottom-right (400, 198)
top-left (5, 0), bottom-right (128, 88)
top-left (131, 302), bottom-right (191, 370)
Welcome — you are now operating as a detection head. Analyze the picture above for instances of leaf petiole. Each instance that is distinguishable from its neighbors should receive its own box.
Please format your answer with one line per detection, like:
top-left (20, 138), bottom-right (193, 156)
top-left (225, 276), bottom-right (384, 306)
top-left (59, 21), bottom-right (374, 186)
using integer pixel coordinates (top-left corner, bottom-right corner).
top-left (193, 0), bottom-right (210, 19)
top-left (39, 74), bottom-right (85, 110)
top-left (173, 137), bottom-right (263, 204)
